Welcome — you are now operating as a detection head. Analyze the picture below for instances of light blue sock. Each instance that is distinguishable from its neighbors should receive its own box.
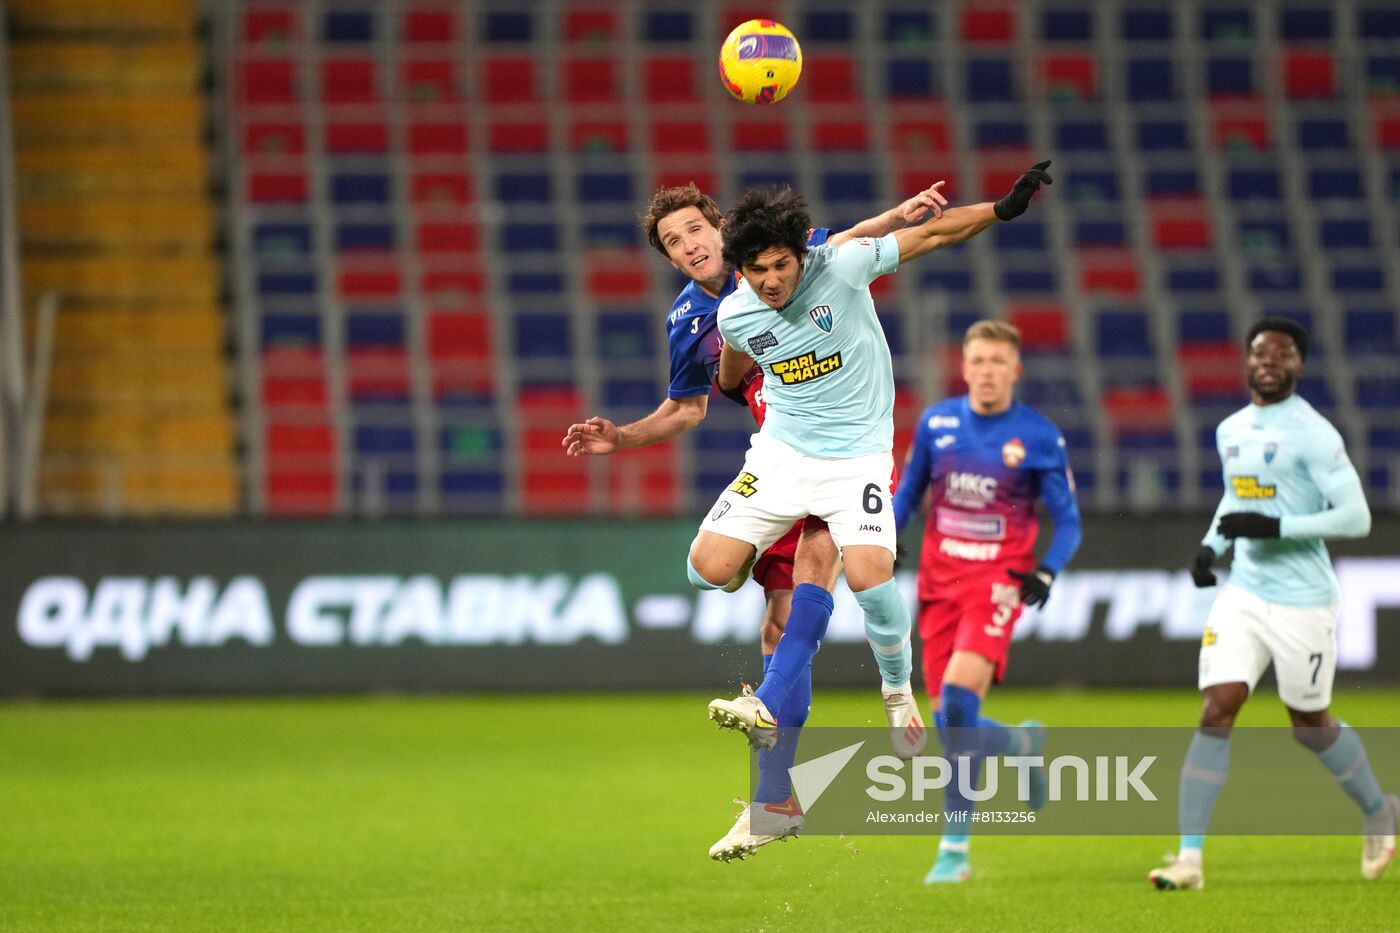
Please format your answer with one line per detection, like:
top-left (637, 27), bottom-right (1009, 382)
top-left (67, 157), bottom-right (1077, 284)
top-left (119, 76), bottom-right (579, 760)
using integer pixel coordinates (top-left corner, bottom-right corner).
top-left (1316, 723), bottom-right (1388, 828)
top-left (1179, 731), bottom-right (1230, 854)
top-left (853, 578), bottom-right (911, 688)
top-left (686, 557), bottom-right (720, 590)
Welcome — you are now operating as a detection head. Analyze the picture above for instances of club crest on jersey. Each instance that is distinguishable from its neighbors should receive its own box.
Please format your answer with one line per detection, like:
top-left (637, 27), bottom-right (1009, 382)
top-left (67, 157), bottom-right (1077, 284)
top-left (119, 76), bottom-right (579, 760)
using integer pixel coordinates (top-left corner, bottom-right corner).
top-left (771, 350), bottom-right (842, 385)
top-left (710, 501), bottom-right (731, 521)
top-left (1264, 441), bottom-right (1278, 464)
top-left (748, 331), bottom-right (779, 356)
top-left (808, 304), bottom-right (833, 334)
top-left (1002, 437), bottom-right (1027, 468)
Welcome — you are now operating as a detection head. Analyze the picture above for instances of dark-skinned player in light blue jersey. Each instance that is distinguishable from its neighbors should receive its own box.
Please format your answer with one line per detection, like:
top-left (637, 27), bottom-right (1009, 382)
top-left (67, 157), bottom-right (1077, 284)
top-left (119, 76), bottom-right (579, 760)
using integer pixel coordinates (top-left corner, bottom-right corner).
top-left (892, 319), bottom-right (1081, 884)
top-left (563, 180), bottom-right (948, 861)
top-left (1148, 317), bottom-right (1396, 891)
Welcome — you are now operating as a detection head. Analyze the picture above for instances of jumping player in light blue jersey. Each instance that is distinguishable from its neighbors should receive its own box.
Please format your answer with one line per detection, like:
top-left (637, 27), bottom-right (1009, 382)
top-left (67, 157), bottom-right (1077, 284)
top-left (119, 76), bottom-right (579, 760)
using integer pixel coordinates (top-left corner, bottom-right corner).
top-left (696, 166), bottom-right (1053, 800)
top-left (1150, 317), bottom-right (1396, 891)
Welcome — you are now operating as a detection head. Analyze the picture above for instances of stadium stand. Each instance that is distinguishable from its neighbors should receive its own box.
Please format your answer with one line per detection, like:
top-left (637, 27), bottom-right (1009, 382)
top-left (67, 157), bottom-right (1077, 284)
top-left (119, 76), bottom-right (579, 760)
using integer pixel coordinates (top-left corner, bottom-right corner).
top-left (9, 0), bottom-right (237, 515)
top-left (216, 3), bottom-right (1397, 515)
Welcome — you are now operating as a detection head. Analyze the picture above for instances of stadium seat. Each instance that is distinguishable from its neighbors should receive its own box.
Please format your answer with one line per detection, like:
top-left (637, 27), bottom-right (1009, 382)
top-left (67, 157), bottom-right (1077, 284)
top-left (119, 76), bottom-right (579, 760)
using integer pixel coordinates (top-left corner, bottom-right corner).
top-left (1284, 50), bottom-right (1336, 99)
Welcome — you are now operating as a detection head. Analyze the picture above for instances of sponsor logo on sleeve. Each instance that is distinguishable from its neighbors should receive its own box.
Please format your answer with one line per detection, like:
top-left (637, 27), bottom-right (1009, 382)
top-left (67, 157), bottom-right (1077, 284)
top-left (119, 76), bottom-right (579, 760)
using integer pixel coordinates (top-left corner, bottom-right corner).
top-left (748, 331), bottom-right (779, 356)
top-left (771, 350), bottom-right (843, 385)
top-left (728, 472), bottom-right (759, 498)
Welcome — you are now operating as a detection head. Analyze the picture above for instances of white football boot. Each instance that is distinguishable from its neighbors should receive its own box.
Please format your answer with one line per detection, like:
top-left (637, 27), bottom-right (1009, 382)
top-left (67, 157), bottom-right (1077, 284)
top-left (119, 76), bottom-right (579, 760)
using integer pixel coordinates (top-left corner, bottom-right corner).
top-left (1149, 855), bottom-right (1204, 891)
top-left (709, 797), bottom-right (803, 862)
top-left (708, 684), bottom-right (778, 750)
top-left (1362, 794), bottom-right (1399, 881)
top-left (884, 686), bottom-right (927, 759)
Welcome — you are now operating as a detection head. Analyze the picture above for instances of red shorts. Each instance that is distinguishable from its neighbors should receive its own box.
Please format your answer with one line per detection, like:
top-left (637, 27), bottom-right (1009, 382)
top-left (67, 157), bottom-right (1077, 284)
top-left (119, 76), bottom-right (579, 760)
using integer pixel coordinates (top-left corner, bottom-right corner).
top-left (917, 568), bottom-right (1026, 691)
top-left (752, 516), bottom-right (829, 593)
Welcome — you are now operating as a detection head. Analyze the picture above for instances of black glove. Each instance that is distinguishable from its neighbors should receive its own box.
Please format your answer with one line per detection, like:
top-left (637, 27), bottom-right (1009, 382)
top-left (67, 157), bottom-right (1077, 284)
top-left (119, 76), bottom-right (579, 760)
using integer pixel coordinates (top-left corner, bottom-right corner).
top-left (715, 376), bottom-right (748, 408)
top-left (1217, 512), bottom-right (1281, 539)
top-left (1190, 546), bottom-right (1218, 588)
top-left (994, 160), bottom-right (1053, 221)
top-left (1008, 566), bottom-right (1054, 608)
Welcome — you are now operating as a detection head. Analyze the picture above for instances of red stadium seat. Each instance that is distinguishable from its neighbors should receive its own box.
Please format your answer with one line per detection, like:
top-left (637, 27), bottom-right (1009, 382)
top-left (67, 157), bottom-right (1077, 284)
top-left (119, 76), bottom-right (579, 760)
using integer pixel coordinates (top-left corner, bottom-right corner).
top-left (571, 118), bottom-right (629, 153)
top-left (644, 56), bottom-right (700, 105)
top-left (416, 222), bottom-right (480, 257)
top-left (1102, 386), bottom-right (1173, 430)
top-left (1078, 250), bottom-right (1141, 296)
top-left (347, 349), bottom-right (410, 398)
top-left (607, 445), bottom-right (678, 515)
top-left (410, 172), bottom-right (473, 205)
top-left (1211, 102), bottom-right (1271, 149)
top-left (237, 60), bottom-right (298, 104)
top-left (961, 9), bottom-right (1017, 43)
top-left (401, 60), bottom-right (458, 102)
top-left (339, 264), bottom-right (402, 301)
top-left (651, 120), bottom-right (709, 155)
top-left (890, 112), bottom-right (953, 157)
top-left (408, 120), bottom-right (468, 155)
top-left (564, 58), bottom-right (617, 104)
top-left (244, 122), bottom-right (305, 155)
top-left (482, 56), bottom-right (537, 104)
top-left (565, 9), bottom-right (619, 43)
top-left (326, 121), bottom-right (387, 154)
top-left (1178, 344), bottom-right (1242, 400)
top-left (403, 9), bottom-right (455, 44)
top-left (321, 58), bottom-right (377, 104)
top-left (813, 119), bottom-right (869, 151)
top-left (261, 377), bottom-right (327, 410)
top-left (585, 250), bottom-right (650, 299)
top-left (730, 116), bottom-right (790, 151)
top-left (428, 313), bottom-right (492, 362)
top-left (248, 172), bottom-right (308, 203)
top-left (1284, 50), bottom-right (1335, 100)
top-left (1152, 205), bottom-right (1212, 249)
top-left (1008, 305), bottom-right (1070, 352)
top-left (243, 10), bottom-right (298, 46)
top-left (1041, 54), bottom-right (1096, 100)
top-left (899, 170), bottom-right (959, 203)
top-left (422, 268), bottom-right (487, 300)
top-left (488, 119), bottom-right (549, 153)
top-left (803, 55), bottom-right (859, 102)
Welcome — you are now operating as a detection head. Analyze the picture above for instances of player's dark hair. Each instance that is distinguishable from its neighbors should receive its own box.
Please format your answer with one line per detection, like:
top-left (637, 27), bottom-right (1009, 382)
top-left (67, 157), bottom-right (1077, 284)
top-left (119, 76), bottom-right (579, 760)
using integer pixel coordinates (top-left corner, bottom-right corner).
top-left (641, 183), bottom-right (723, 258)
top-left (721, 187), bottom-right (812, 269)
top-left (1247, 317), bottom-right (1309, 361)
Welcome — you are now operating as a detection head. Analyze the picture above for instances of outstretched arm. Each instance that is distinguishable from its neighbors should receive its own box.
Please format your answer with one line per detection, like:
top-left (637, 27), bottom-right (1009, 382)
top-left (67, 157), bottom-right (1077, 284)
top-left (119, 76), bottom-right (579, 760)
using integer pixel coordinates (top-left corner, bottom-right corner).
top-left (717, 341), bottom-right (756, 392)
top-left (562, 394), bottom-right (708, 456)
top-left (829, 181), bottom-right (947, 246)
top-left (895, 161), bottom-right (1053, 264)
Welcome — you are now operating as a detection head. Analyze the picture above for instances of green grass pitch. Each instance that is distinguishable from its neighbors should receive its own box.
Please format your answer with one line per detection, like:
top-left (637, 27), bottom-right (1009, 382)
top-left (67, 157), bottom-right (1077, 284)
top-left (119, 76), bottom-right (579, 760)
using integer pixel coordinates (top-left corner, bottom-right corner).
top-left (2, 688), bottom-right (1397, 932)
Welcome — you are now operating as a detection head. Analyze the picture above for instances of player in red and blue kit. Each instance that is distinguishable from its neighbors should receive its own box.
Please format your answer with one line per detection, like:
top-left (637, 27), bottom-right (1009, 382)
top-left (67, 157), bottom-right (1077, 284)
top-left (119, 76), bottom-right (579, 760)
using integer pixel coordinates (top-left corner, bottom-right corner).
top-left (892, 319), bottom-right (1082, 884)
top-left (564, 180), bottom-right (946, 861)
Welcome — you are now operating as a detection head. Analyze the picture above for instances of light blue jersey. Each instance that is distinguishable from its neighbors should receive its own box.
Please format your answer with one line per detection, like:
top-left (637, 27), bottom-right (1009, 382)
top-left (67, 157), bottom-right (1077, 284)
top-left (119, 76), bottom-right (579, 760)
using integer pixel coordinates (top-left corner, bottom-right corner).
top-left (1204, 394), bottom-right (1372, 607)
top-left (716, 234), bottom-right (900, 458)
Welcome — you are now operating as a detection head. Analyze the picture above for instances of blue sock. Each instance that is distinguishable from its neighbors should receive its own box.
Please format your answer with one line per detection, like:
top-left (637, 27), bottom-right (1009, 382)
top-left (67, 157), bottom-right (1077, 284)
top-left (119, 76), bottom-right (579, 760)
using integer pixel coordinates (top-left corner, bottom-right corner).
top-left (1316, 723), bottom-right (1388, 829)
top-left (755, 661), bottom-right (812, 804)
top-left (853, 578), bottom-right (912, 688)
top-left (755, 585), bottom-right (832, 713)
top-left (1179, 732), bottom-right (1230, 855)
top-left (940, 684), bottom-right (989, 837)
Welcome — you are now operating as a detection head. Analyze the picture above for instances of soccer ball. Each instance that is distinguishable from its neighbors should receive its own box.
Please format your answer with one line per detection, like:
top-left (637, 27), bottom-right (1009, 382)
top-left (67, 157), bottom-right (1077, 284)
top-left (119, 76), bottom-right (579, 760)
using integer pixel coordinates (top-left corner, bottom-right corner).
top-left (718, 19), bottom-right (802, 104)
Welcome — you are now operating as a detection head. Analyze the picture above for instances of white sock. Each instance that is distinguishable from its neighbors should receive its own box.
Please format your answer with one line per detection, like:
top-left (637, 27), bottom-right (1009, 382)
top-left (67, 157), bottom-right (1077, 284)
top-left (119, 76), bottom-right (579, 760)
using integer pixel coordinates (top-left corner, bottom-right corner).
top-left (1177, 846), bottom-right (1203, 865)
top-left (881, 681), bottom-right (913, 698)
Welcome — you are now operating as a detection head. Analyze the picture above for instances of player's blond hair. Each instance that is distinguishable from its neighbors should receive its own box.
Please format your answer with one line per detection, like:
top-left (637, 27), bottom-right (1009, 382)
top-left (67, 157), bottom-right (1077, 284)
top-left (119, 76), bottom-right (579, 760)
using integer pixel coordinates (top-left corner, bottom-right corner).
top-left (641, 183), bottom-right (724, 258)
top-left (964, 319), bottom-right (1022, 352)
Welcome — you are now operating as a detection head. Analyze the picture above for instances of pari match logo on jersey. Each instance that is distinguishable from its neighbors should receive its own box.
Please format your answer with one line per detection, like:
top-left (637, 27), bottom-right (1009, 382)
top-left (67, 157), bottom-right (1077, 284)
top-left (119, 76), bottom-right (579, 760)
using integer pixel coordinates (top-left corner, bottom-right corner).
top-left (770, 350), bottom-right (843, 385)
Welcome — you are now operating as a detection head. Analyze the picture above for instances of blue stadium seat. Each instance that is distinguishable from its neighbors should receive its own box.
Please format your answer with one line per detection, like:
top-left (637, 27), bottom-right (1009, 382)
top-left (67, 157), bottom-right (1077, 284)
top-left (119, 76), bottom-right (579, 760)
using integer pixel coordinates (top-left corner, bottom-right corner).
top-left (1065, 169), bottom-right (1120, 202)
top-left (324, 10), bottom-right (373, 42)
top-left (1096, 310), bottom-right (1154, 356)
top-left (804, 11), bottom-right (854, 41)
top-left (331, 173), bottom-right (390, 204)
top-left (258, 271), bottom-right (317, 296)
top-left (1345, 308), bottom-right (1398, 354)
top-left (1206, 57), bottom-right (1254, 96)
top-left (1179, 310), bottom-right (1231, 344)
top-left (1145, 168), bottom-right (1199, 197)
top-left (974, 120), bottom-right (1028, 148)
top-left (1309, 167), bottom-right (1363, 199)
top-left (1369, 55), bottom-right (1400, 93)
top-left (740, 171), bottom-right (797, 190)
top-left (879, 312), bottom-right (904, 354)
top-left (1137, 119), bottom-right (1190, 151)
top-left (1002, 266), bottom-right (1058, 293)
top-left (262, 313), bottom-right (320, 346)
top-left (483, 11), bottom-right (531, 42)
top-left (1075, 219), bottom-right (1127, 247)
top-left (347, 313), bottom-right (404, 347)
top-left (577, 173), bottom-right (632, 204)
top-left (1297, 119), bottom-right (1350, 150)
top-left (581, 222), bottom-right (638, 248)
top-left (1331, 262), bottom-right (1385, 292)
top-left (1360, 8), bottom-right (1400, 38)
top-left (644, 11), bottom-right (692, 42)
top-left (441, 470), bottom-right (505, 497)
top-left (822, 171), bottom-right (875, 202)
top-left (1020, 377), bottom-right (1084, 406)
top-left (501, 223), bottom-right (558, 252)
top-left (921, 266), bottom-right (974, 293)
top-left (1166, 264), bottom-right (1221, 293)
top-left (514, 313), bottom-right (571, 358)
top-left (597, 312), bottom-right (654, 360)
top-left (1280, 8), bottom-right (1332, 39)
top-left (508, 271), bottom-right (565, 294)
top-left (1056, 120), bottom-right (1110, 151)
top-left (495, 173), bottom-right (551, 204)
top-left (885, 10), bottom-right (933, 42)
top-left (336, 222), bottom-right (394, 251)
top-left (1297, 375), bottom-right (1336, 408)
top-left (1227, 168), bottom-right (1281, 200)
top-left (966, 58), bottom-right (1017, 102)
top-left (1248, 263), bottom-right (1304, 292)
top-left (1355, 377), bottom-right (1400, 409)
top-left (1043, 9), bottom-right (1093, 40)
top-left (1238, 219), bottom-right (1291, 252)
top-left (1127, 58), bottom-right (1176, 101)
top-left (1319, 219), bottom-right (1373, 249)
top-left (995, 220), bottom-right (1045, 250)
top-left (604, 378), bottom-right (660, 407)
top-left (353, 425), bottom-right (415, 454)
top-left (887, 60), bottom-right (934, 98)
top-left (1122, 9), bottom-right (1173, 40)
top-left (254, 223), bottom-right (312, 256)
top-left (1201, 8), bottom-right (1252, 39)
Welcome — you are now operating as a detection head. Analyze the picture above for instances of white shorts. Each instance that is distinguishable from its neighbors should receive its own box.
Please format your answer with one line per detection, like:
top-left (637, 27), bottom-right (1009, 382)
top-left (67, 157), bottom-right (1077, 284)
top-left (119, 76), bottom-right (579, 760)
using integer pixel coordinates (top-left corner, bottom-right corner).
top-left (697, 433), bottom-right (897, 556)
top-left (1198, 584), bottom-right (1338, 712)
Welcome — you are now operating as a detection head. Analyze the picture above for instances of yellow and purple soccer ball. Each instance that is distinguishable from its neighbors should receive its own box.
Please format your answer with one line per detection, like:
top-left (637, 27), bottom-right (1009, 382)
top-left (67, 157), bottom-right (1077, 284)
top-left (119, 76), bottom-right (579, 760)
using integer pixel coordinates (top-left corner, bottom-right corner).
top-left (718, 19), bottom-right (802, 104)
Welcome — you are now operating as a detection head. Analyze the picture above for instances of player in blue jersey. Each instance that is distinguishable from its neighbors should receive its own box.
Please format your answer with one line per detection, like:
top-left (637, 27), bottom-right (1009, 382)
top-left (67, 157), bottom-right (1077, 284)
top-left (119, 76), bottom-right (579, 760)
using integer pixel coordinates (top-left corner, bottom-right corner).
top-left (892, 319), bottom-right (1081, 884)
top-left (696, 166), bottom-right (1053, 809)
top-left (562, 180), bottom-right (948, 861)
top-left (1149, 317), bottom-right (1396, 890)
